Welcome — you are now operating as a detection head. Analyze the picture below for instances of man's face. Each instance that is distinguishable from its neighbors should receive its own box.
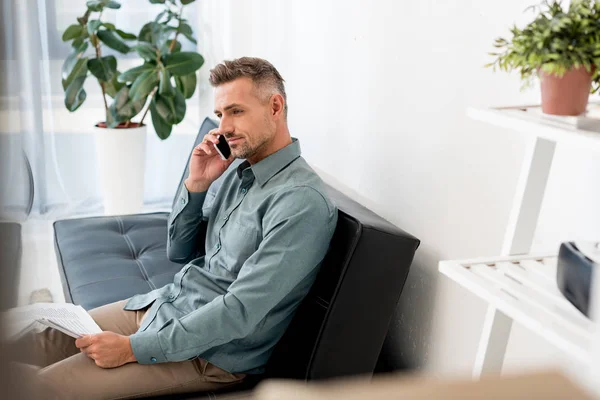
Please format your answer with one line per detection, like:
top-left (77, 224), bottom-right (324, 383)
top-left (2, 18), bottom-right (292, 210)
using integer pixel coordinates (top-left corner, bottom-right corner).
top-left (213, 77), bottom-right (275, 160)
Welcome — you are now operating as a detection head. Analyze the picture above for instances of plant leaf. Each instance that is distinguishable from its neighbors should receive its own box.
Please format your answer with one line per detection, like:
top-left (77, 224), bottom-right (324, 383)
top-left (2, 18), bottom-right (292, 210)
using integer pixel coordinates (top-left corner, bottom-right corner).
top-left (62, 57), bottom-right (89, 90)
top-left (105, 0), bottom-right (121, 9)
top-left (129, 70), bottom-right (160, 101)
top-left (149, 0), bottom-right (166, 3)
top-left (181, 0), bottom-right (196, 4)
top-left (153, 91), bottom-right (185, 125)
top-left (152, 93), bottom-right (175, 124)
top-left (179, 23), bottom-right (193, 36)
top-left (159, 68), bottom-right (175, 97)
top-left (115, 29), bottom-right (136, 40)
top-left (150, 99), bottom-right (172, 139)
top-left (181, 34), bottom-right (197, 45)
top-left (64, 76), bottom-right (87, 111)
top-left (172, 88), bottom-right (186, 123)
top-left (103, 22), bottom-right (116, 30)
top-left (86, 0), bottom-right (104, 12)
top-left (62, 24), bottom-right (83, 41)
top-left (107, 87), bottom-right (129, 127)
top-left (72, 37), bottom-right (85, 49)
top-left (118, 63), bottom-right (157, 83)
top-left (104, 72), bottom-right (124, 97)
top-left (155, 10), bottom-right (168, 23)
top-left (87, 55), bottom-right (117, 81)
top-left (87, 19), bottom-right (102, 35)
top-left (175, 72), bottom-right (196, 99)
top-left (97, 30), bottom-right (131, 53)
top-left (179, 23), bottom-right (197, 44)
top-left (134, 42), bottom-right (159, 62)
top-left (138, 22), bottom-right (154, 43)
top-left (108, 86), bottom-right (147, 127)
top-left (138, 22), bottom-right (167, 46)
top-left (62, 42), bottom-right (89, 82)
top-left (164, 39), bottom-right (181, 53)
top-left (163, 52), bottom-right (204, 76)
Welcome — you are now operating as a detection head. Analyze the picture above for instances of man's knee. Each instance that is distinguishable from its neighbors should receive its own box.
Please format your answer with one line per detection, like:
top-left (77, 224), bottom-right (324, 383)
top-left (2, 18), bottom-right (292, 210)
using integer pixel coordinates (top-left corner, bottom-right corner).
top-left (37, 354), bottom-right (98, 400)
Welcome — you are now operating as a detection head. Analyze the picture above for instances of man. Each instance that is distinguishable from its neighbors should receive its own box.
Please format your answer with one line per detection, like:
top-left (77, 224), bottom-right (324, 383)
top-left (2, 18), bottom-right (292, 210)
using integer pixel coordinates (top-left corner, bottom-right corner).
top-left (6, 57), bottom-right (338, 399)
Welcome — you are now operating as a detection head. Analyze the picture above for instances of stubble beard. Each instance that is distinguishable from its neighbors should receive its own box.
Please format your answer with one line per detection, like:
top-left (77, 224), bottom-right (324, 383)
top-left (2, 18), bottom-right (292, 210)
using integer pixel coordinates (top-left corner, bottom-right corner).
top-left (232, 132), bottom-right (271, 160)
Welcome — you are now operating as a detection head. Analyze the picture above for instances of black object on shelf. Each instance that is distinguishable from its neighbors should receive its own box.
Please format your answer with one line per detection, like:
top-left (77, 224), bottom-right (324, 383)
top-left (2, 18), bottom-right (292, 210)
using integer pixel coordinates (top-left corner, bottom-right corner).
top-left (557, 241), bottom-right (599, 318)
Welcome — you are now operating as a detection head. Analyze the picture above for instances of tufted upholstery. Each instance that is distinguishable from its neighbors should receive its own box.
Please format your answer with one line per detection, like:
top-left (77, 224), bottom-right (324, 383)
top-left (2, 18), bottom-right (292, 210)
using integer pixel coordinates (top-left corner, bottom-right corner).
top-left (54, 213), bottom-right (183, 311)
top-left (53, 118), bottom-right (420, 399)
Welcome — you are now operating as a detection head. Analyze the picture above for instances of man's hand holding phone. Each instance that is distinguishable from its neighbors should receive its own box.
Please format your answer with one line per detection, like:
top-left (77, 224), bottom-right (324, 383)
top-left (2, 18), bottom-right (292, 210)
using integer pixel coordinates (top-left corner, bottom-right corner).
top-left (184, 129), bottom-right (234, 193)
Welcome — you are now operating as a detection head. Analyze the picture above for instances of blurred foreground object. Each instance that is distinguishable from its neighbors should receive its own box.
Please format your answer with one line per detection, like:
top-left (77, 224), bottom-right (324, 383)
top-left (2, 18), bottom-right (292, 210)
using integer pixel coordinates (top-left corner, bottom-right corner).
top-left (0, 223), bottom-right (34, 398)
top-left (254, 370), bottom-right (593, 400)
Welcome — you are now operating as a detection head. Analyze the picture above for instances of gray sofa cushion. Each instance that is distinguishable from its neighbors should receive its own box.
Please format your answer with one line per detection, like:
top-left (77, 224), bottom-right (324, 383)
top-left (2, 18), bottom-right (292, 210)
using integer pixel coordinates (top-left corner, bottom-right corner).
top-left (54, 213), bottom-right (183, 310)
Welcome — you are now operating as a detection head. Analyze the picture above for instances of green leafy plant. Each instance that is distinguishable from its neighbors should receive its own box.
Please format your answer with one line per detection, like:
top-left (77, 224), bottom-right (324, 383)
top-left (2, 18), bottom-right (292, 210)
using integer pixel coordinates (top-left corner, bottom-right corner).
top-left (61, 0), bottom-right (203, 139)
top-left (487, 0), bottom-right (600, 92)
top-left (61, 0), bottom-right (136, 116)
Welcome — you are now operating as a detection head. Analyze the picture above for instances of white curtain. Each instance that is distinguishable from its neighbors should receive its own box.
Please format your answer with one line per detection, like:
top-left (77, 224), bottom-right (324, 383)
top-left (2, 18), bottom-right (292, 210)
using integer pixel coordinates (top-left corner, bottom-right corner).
top-left (0, 0), bottom-right (206, 221)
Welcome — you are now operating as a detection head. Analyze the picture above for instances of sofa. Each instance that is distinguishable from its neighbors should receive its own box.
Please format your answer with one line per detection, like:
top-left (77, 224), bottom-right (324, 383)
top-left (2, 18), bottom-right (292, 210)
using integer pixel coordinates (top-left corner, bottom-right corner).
top-left (53, 118), bottom-right (420, 399)
top-left (0, 222), bottom-right (21, 311)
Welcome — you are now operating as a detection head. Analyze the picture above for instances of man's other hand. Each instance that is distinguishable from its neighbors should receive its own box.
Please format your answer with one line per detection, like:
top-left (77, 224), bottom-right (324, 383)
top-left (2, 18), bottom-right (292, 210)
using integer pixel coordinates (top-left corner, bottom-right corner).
top-left (75, 332), bottom-right (137, 369)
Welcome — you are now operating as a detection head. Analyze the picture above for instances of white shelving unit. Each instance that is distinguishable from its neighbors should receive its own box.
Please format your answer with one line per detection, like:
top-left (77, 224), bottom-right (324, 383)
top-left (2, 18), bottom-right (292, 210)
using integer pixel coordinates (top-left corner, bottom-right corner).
top-left (440, 254), bottom-right (593, 365)
top-left (467, 105), bottom-right (600, 152)
top-left (439, 105), bottom-right (600, 395)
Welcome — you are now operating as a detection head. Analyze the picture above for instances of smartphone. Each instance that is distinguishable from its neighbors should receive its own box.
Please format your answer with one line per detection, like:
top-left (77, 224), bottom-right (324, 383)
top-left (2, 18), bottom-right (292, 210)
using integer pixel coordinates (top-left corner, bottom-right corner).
top-left (214, 135), bottom-right (231, 160)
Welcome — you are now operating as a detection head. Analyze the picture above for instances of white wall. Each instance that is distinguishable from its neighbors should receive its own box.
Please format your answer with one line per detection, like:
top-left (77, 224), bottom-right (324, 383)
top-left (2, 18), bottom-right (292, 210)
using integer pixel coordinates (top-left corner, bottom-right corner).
top-left (196, 0), bottom-right (600, 378)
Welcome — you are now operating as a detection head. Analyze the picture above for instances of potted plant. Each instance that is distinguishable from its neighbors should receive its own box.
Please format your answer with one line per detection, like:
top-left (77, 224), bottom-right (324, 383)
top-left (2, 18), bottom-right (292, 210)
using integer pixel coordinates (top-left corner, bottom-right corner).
top-left (487, 0), bottom-right (600, 116)
top-left (61, 0), bottom-right (203, 215)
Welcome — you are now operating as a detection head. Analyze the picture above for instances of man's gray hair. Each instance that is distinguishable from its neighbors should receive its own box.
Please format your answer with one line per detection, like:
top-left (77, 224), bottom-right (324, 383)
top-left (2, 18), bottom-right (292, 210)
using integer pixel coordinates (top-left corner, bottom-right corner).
top-left (209, 57), bottom-right (288, 116)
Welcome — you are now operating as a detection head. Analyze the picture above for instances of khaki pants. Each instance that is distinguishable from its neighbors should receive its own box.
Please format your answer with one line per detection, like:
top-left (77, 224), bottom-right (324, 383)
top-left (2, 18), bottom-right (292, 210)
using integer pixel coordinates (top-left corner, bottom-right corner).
top-left (4, 299), bottom-right (245, 399)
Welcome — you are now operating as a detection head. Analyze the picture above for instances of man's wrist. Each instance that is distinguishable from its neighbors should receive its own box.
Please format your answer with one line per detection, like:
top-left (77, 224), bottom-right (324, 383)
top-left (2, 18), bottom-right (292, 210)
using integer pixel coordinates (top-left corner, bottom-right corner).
top-left (126, 336), bottom-right (137, 363)
top-left (184, 178), bottom-right (210, 193)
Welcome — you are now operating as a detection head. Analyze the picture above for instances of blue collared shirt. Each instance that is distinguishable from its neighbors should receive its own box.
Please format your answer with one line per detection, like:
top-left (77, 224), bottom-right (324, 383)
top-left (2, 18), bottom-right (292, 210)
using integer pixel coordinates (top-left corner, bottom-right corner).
top-left (125, 139), bottom-right (337, 373)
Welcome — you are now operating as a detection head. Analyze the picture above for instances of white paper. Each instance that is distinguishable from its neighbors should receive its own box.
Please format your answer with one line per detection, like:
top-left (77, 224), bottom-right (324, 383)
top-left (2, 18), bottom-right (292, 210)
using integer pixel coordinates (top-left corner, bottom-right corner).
top-left (1, 303), bottom-right (102, 340)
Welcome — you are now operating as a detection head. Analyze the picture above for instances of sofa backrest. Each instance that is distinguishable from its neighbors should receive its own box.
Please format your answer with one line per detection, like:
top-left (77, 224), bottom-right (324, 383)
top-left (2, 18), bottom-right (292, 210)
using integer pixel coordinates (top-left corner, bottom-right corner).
top-left (266, 186), bottom-right (419, 380)
top-left (174, 118), bottom-right (420, 381)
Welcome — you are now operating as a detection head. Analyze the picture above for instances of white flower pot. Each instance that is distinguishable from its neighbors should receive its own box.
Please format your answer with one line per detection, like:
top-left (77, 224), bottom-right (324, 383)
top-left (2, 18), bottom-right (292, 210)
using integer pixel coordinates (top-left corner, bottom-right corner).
top-left (93, 124), bottom-right (147, 216)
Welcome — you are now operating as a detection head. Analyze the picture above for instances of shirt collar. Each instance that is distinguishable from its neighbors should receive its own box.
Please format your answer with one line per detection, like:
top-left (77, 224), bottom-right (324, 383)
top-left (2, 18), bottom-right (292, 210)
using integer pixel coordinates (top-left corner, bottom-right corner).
top-left (236, 138), bottom-right (301, 187)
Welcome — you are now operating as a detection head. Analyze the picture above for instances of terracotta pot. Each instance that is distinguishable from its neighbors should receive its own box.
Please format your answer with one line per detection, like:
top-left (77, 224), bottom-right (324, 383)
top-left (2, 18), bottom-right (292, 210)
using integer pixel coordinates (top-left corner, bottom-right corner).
top-left (539, 67), bottom-right (593, 116)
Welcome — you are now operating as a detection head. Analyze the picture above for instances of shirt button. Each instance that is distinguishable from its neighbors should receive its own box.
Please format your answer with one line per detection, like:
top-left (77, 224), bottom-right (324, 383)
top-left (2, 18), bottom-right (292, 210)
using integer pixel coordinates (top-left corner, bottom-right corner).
top-left (150, 357), bottom-right (157, 363)
top-left (216, 243), bottom-right (221, 250)
top-left (223, 215), bottom-right (229, 221)
top-left (180, 198), bottom-right (185, 204)
top-left (168, 294), bottom-right (175, 300)
top-left (241, 188), bottom-right (247, 194)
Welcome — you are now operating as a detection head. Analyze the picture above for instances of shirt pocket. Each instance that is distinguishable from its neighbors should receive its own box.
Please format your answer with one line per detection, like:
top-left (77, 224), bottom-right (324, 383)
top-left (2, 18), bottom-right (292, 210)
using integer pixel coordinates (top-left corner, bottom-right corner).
top-left (220, 221), bottom-right (259, 274)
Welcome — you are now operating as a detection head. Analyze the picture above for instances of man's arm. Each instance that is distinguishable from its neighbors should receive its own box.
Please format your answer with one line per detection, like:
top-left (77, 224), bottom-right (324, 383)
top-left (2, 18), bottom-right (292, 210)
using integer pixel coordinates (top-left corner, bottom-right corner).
top-left (168, 130), bottom-right (234, 263)
top-left (129, 186), bottom-right (337, 364)
top-left (166, 181), bottom-right (208, 264)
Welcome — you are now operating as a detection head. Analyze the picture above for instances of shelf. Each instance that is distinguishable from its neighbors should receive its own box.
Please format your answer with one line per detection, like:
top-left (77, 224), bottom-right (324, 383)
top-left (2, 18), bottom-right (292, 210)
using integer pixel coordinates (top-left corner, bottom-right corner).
top-left (467, 105), bottom-right (600, 152)
top-left (439, 254), bottom-right (594, 366)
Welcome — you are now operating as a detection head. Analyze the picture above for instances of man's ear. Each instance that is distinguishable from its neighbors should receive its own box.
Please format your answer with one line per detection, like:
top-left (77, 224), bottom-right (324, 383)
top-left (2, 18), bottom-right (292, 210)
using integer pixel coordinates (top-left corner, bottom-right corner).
top-left (270, 94), bottom-right (285, 119)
